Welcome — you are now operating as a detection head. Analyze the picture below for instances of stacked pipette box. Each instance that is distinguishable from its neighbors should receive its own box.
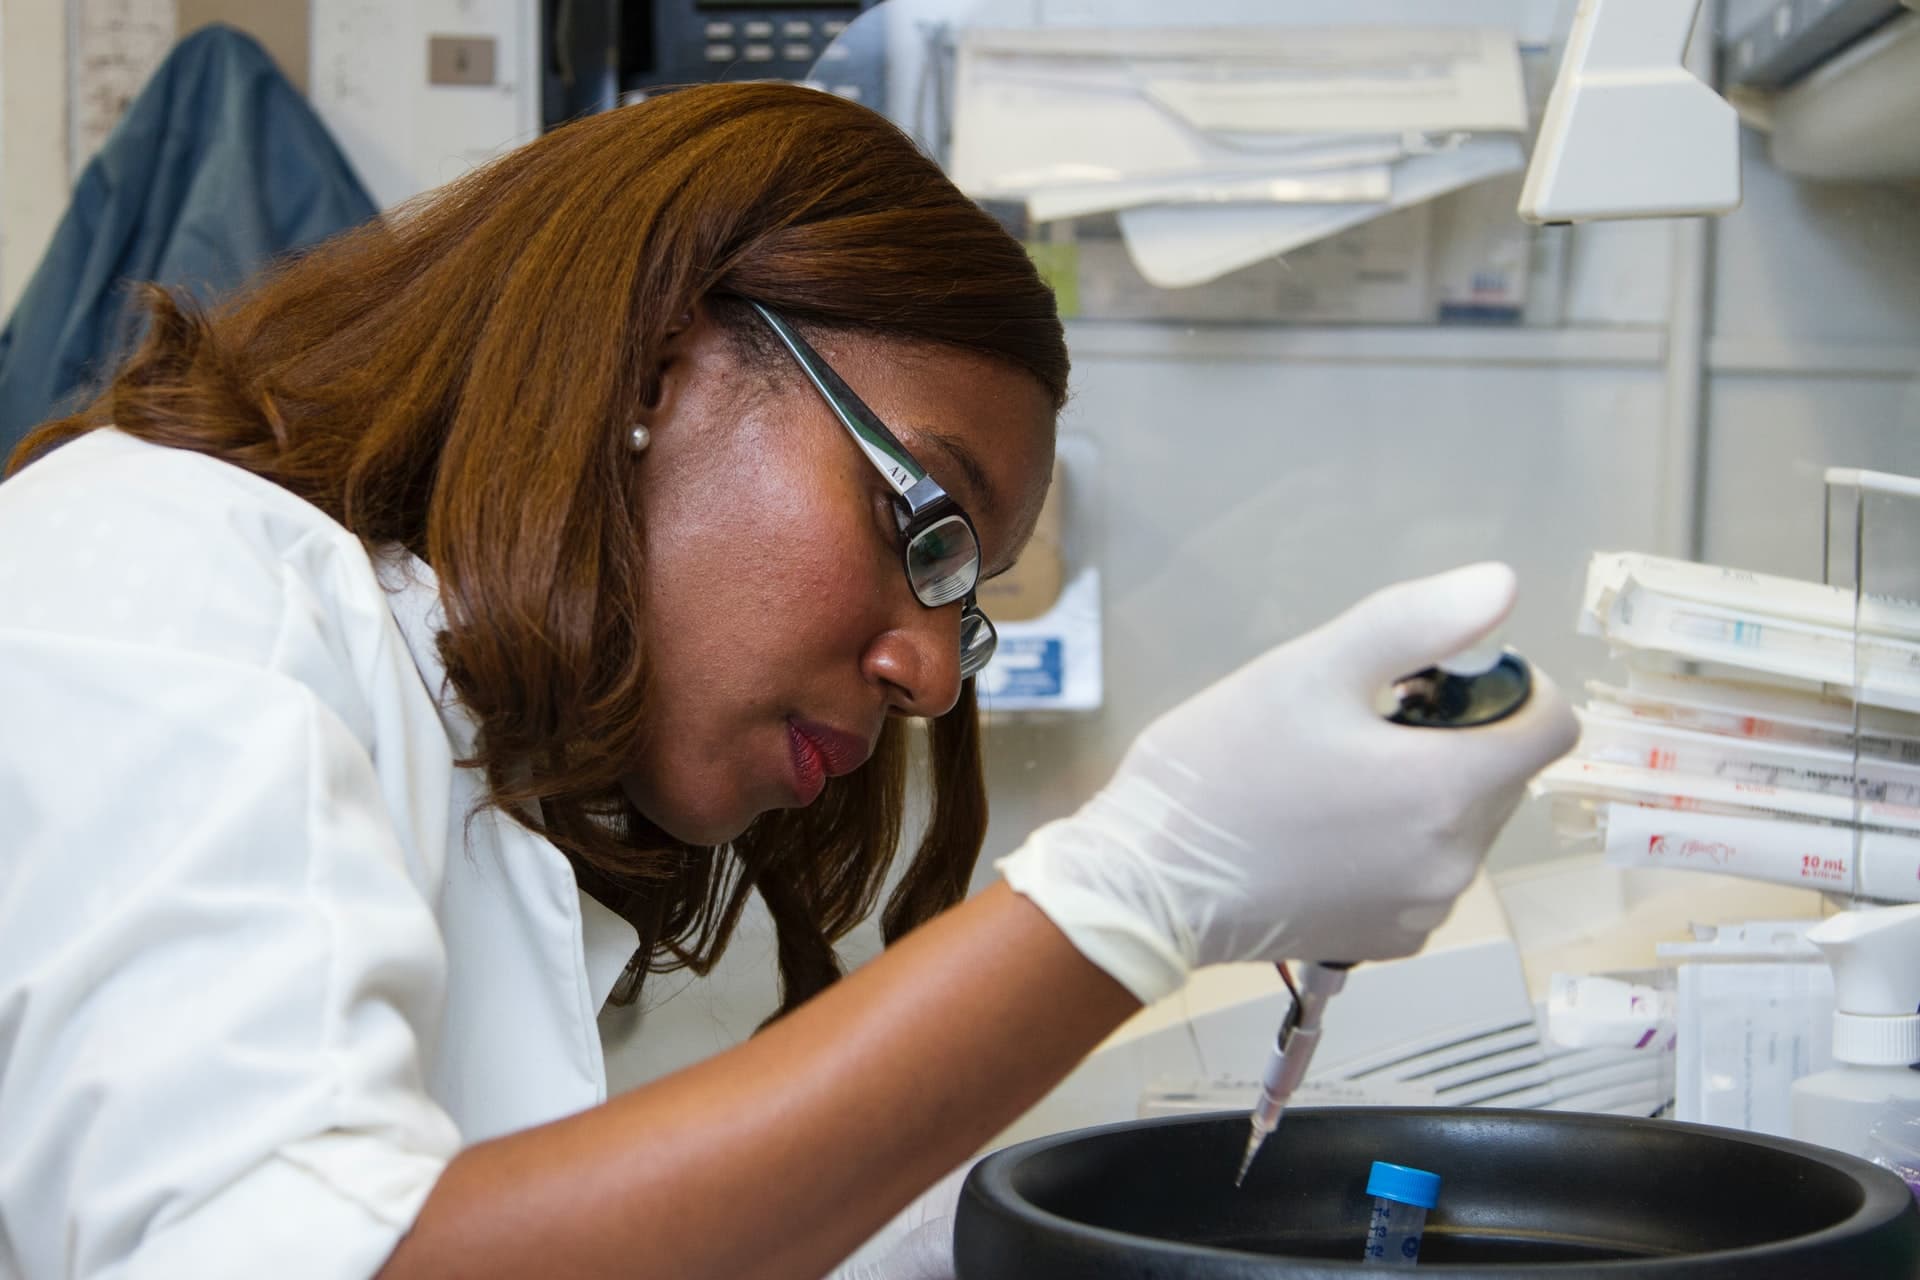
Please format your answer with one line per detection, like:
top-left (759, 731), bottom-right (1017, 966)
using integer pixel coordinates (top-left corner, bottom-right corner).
top-left (1535, 552), bottom-right (1920, 904)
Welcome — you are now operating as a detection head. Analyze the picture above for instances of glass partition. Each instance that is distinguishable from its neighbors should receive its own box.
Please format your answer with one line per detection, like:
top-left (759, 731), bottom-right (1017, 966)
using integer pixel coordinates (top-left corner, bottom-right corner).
top-left (606, 0), bottom-right (1920, 1087)
top-left (791, 0), bottom-right (1920, 888)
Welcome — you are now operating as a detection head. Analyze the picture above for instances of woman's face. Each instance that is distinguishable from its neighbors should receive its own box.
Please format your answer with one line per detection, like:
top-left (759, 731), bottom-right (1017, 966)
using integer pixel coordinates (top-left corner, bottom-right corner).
top-left (624, 306), bottom-right (1056, 845)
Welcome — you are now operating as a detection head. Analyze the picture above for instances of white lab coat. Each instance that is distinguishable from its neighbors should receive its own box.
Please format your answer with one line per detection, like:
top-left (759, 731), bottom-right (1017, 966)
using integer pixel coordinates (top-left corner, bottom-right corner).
top-left (0, 430), bottom-right (640, 1278)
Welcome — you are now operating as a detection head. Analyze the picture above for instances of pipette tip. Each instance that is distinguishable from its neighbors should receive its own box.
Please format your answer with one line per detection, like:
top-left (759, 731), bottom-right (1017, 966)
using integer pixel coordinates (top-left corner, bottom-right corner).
top-left (1233, 1132), bottom-right (1262, 1187)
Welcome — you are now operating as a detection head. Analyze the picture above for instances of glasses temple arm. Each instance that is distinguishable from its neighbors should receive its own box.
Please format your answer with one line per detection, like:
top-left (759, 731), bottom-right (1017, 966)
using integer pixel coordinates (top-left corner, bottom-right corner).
top-left (748, 302), bottom-right (931, 502)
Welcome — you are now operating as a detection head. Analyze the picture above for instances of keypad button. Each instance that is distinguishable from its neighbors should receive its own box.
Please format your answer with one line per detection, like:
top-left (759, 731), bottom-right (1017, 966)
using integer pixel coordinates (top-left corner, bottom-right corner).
top-left (783, 19), bottom-right (813, 38)
top-left (831, 83), bottom-right (861, 100)
top-left (705, 43), bottom-right (736, 62)
top-left (704, 21), bottom-right (735, 38)
top-left (743, 43), bottom-right (775, 61)
top-left (822, 20), bottom-right (849, 36)
top-left (783, 42), bottom-right (814, 62)
top-left (743, 20), bottom-right (774, 38)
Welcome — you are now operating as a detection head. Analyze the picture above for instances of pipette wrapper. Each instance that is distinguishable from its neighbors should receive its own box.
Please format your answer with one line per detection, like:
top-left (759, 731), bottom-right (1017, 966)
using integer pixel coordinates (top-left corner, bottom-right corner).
top-left (1579, 552), bottom-right (1920, 709)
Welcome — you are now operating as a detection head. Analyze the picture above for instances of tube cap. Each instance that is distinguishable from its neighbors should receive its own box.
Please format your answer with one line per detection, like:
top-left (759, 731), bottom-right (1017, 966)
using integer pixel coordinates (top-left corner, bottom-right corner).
top-left (1367, 1160), bottom-right (1441, 1210)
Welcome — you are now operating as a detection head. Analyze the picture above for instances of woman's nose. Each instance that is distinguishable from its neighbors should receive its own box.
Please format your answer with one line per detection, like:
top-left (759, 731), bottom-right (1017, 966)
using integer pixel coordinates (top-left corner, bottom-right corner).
top-left (863, 603), bottom-right (964, 718)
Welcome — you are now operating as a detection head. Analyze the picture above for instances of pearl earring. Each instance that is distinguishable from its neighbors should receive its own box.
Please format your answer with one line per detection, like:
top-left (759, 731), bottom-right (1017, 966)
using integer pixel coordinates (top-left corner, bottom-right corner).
top-left (627, 424), bottom-right (651, 454)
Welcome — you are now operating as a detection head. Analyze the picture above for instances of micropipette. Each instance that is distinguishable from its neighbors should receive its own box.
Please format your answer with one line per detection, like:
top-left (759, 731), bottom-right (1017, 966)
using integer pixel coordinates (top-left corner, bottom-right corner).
top-left (1233, 960), bottom-right (1350, 1186)
top-left (1233, 646), bottom-right (1535, 1188)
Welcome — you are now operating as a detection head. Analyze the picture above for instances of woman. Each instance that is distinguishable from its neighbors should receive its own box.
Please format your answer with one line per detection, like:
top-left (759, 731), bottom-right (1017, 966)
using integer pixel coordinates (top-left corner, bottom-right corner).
top-left (0, 83), bottom-right (1576, 1278)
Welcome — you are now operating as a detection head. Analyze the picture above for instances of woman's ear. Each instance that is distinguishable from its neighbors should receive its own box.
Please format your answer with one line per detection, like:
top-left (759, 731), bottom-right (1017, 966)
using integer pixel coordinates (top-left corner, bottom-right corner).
top-left (636, 307), bottom-right (700, 415)
top-left (636, 368), bottom-right (666, 414)
top-left (633, 302), bottom-right (711, 423)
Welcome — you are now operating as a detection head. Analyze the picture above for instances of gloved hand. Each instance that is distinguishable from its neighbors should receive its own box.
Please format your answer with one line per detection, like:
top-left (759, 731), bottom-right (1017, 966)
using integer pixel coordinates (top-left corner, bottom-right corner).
top-left (823, 1161), bottom-right (968, 1280)
top-left (999, 562), bottom-right (1579, 1004)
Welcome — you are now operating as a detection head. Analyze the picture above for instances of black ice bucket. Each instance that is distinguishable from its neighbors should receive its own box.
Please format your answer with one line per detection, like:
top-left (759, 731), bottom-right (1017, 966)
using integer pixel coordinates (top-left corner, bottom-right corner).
top-left (955, 1108), bottom-right (1920, 1278)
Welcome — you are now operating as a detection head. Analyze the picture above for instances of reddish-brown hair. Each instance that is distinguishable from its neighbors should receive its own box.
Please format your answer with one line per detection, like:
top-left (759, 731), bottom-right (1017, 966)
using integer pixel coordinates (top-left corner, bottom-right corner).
top-left (9, 83), bottom-right (1068, 1016)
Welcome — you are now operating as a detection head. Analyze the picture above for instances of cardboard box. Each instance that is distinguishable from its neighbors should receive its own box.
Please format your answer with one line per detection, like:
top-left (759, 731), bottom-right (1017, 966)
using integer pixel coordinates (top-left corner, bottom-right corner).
top-left (976, 438), bottom-right (1101, 715)
top-left (977, 459), bottom-right (1066, 623)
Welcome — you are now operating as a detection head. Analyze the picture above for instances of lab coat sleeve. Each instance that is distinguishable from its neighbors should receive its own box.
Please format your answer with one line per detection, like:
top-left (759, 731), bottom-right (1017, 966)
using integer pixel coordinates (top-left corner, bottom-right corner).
top-left (0, 452), bottom-right (462, 1278)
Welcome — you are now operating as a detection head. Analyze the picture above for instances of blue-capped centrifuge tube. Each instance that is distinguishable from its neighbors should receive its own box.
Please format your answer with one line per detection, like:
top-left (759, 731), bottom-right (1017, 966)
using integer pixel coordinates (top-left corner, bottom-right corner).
top-left (1361, 1160), bottom-right (1441, 1267)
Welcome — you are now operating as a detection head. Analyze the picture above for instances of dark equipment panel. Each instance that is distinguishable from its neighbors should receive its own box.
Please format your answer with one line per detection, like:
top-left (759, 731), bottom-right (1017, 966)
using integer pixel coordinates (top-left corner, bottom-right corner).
top-left (542, 0), bottom-right (887, 129)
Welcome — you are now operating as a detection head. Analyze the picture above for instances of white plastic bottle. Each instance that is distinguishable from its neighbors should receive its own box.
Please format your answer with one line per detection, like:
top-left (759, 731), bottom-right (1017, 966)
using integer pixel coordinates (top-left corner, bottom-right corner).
top-left (1789, 902), bottom-right (1920, 1160)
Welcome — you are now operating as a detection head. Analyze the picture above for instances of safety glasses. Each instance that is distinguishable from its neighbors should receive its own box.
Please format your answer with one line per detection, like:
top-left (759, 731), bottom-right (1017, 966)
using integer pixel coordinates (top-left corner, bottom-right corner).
top-left (748, 301), bottom-right (997, 681)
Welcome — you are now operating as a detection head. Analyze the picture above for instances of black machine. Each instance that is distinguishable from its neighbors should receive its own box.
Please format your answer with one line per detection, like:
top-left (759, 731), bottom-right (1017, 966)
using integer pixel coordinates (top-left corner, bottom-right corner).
top-left (541, 0), bottom-right (887, 129)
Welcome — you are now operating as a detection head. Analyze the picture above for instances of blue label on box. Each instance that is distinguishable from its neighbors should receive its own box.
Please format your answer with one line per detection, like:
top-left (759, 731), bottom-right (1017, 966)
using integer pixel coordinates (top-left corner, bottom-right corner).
top-left (991, 637), bottom-right (1064, 698)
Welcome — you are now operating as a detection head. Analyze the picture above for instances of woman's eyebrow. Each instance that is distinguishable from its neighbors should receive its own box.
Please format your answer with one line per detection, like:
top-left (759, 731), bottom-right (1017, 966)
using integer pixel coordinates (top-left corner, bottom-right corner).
top-left (913, 427), bottom-right (1000, 527)
top-left (896, 423), bottom-right (1035, 577)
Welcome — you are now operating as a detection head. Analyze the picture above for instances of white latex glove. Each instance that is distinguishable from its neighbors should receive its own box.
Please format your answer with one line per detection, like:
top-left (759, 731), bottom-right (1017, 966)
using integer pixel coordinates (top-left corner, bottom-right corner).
top-left (822, 1162), bottom-right (968, 1280)
top-left (999, 562), bottom-right (1579, 1004)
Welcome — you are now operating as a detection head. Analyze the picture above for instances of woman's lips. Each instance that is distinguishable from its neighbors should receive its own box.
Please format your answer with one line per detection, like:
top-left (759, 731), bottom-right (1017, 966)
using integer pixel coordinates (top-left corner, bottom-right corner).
top-left (794, 719), bottom-right (871, 776)
top-left (786, 719), bottom-right (871, 805)
top-left (787, 724), bottom-right (827, 805)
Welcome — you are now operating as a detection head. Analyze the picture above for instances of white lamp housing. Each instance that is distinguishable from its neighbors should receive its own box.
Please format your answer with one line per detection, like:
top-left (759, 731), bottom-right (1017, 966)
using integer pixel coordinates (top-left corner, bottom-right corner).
top-left (1519, 0), bottom-right (1742, 224)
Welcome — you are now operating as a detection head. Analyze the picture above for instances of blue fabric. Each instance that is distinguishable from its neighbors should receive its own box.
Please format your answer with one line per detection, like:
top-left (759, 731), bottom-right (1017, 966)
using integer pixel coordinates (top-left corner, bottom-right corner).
top-left (0, 25), bottom-right (376, 458)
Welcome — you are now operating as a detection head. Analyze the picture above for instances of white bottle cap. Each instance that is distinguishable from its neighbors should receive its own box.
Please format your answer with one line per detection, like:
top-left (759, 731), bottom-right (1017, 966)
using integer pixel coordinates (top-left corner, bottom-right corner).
top-left (1831, 1012), bottom-right (1920, 1067)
